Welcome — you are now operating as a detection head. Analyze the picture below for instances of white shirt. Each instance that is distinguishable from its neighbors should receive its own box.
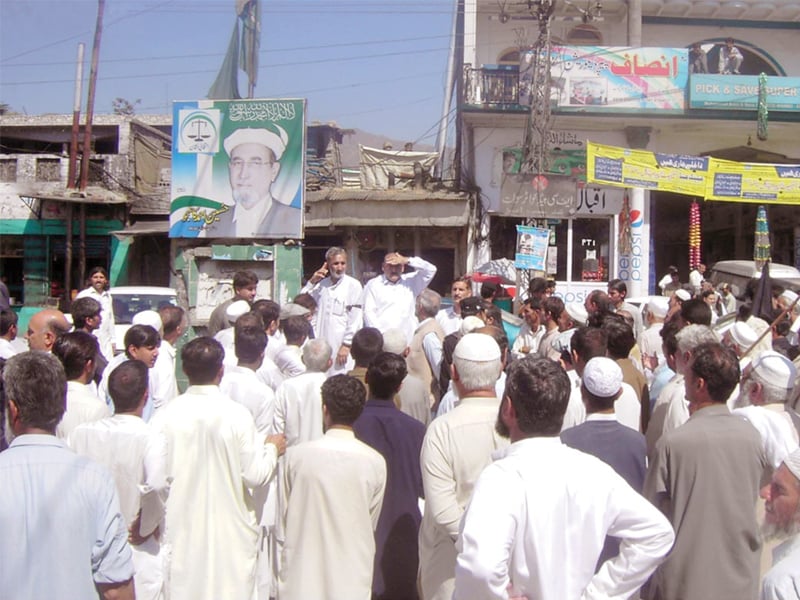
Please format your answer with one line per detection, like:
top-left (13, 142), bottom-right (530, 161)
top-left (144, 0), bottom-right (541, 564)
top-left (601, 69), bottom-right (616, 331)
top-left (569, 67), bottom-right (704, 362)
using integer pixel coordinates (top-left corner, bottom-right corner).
top-left (362, 256), bottom-right (437, 345)
top-left (562, 370), bottom-right (587, 431)
top-left (436, 372), bottom-right (507, 419)
top-left (511, 323), bottom-right (544, 359)
top-left (215, 327), bottom-right (236, 363)
top-left (150, 341), bottom-right (178, 412)
top-left (68, 414), bottom-right (168, 531)
top-left (151, 385), bottom-right (279, 600)
top-left (278, 429), bottom-right (386, 600)
top-left (762, 534), bottom-right (800, 600)
top-left (272, 371), bottom-right (327, 447)
top-left (436, 307), bottom-right (462, 337)
top-left (99, 354), bottom-right (158, 421)
top-left (56, 381), bottom-right (110, 440)
top-left (734, 404), bottom-right (799, 470)
top-left (274, 344), bottom-right (305, 379)
top-left (76, 287), bottom-right (116, 362)
top-left (255, 355), bottom-right (285, 391)
top-left (301, 274), bottom-right (363, 375)
top-left (617, 382), bottom-right (643, 433)
top-left (68, 414), bottom-right (169, 600)
top-left (0, 337), bottom-right (18, 360)
top-left (454, 437), bottom-right (675, 600)
top-left (220, 365), bottom-right (277, 436)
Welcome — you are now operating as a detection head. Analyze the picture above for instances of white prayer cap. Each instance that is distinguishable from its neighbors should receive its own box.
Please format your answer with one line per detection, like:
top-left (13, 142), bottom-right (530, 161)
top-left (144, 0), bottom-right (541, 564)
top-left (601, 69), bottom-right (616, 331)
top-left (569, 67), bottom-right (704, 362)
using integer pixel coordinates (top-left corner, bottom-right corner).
top-left (382, 328), bottom-right (408, 355)
top-left (565, 302), bottom-right (588, 326)
top-left (647, 296), bottom-right (670, 319)
top-left (783, 448), bottom-right (800, 483)
top-left (780, 289), bottom-right (798, 304)
top-left (223, 125), bottom-right (288, 161)
top-left (279, 302), bottom-right (309, 320)
top-left (460, 315), bottom-right (484, 336)
top-left (226, 300), bottom-right (251, 323)
top-left (582, 357), bottom-right (623, 398)
top-left (132, 310), bottom-right (162, 331)
top-left (675, 289), bottom-right (691, 302)
top-left (751, 350), bottom-right (797, 391)
top-left (454, 332), bottom-right (501, 362)
top-left (728, 321), bottom-right (757, 349)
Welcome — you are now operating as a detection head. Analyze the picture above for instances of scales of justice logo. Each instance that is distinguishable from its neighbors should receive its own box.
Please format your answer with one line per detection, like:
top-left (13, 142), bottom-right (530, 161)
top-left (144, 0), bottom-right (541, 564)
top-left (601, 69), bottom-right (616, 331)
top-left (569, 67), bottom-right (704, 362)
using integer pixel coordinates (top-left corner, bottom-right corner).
top-left (178, 109), bottom-right (222, 154)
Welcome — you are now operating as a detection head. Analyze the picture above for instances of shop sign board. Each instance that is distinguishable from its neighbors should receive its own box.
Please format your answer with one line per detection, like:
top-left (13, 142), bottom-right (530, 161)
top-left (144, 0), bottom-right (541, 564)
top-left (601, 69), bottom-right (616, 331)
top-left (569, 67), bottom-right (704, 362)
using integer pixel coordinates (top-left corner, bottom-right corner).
top-left (690, 75), bottom-right (800, 111)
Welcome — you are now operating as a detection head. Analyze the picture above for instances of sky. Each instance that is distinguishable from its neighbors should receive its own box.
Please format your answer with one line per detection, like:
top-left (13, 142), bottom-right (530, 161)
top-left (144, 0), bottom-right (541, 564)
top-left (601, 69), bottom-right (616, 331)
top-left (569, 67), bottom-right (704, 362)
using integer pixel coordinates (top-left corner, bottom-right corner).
top-left (0, 0), bottom-right (457, 144)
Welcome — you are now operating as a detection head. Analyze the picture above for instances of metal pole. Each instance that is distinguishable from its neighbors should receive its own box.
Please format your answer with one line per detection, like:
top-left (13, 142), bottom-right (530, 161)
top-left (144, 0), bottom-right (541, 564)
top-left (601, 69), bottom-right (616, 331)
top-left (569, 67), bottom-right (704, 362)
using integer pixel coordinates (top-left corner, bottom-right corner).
top-left (453, 0), bottom-right (465, 189)
top-left (67, 43), bottom-right (84, 189)
top-left (65, 203), bottom-right (73, 305)
top-left (79, 204), bottom-right (87, 287)
top-left (434, 0), bottom-right (459, 179)
top-left (80, 0), bottom-right (105, 190)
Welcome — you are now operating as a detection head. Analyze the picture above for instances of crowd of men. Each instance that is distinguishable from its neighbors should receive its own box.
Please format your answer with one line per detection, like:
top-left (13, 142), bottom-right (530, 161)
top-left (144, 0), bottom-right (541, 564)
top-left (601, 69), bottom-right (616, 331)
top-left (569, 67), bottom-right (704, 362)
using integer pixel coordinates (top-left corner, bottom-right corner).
top-left (1, 247), bottom-right (800, 600)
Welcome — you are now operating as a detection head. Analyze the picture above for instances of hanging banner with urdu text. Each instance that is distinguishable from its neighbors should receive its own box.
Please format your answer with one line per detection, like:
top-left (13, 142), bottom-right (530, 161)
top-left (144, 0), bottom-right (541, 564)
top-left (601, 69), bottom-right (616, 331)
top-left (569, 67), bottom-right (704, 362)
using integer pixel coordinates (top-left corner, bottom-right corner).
top-left (586, 142), bottom-right (800, 205)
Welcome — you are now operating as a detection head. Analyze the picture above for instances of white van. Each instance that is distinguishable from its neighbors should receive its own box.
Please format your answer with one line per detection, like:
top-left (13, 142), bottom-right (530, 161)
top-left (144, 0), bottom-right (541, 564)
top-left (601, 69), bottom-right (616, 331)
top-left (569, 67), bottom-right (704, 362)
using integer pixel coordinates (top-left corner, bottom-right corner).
top-left (110, 286), bottom-right (178, 352)
top-left (708, 260), bottom-right (800, 299)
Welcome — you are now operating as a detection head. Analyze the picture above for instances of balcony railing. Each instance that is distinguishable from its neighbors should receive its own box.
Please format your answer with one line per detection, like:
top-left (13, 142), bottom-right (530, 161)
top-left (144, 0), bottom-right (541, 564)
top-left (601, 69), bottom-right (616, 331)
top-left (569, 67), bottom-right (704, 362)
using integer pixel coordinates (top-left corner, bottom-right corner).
top-left (464, 64), bottom-right (521, 107)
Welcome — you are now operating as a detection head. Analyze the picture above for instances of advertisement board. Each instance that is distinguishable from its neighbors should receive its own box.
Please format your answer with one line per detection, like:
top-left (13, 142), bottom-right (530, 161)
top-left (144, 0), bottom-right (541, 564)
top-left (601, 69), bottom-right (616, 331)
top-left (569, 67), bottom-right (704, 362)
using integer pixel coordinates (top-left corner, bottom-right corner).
top-left (170, 98), bottom-right (306, 239)
top-left (690, 75), bottom-right (800, 111)
top-left (547, 46), bottom-right (689, 112)
top-left (587, 142), bottom-right (800, 205)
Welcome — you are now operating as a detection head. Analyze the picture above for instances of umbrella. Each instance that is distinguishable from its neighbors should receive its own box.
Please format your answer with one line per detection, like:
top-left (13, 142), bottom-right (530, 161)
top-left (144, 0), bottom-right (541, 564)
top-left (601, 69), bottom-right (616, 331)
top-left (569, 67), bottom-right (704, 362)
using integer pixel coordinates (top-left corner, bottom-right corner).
top-left (473, 258), bottom-right (517, 286)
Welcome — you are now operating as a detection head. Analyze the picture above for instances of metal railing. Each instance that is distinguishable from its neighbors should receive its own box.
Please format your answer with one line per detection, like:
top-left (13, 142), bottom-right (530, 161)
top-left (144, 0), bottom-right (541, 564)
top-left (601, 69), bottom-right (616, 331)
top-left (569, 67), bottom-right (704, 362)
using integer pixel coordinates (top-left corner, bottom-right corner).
top-left (464, 64), bottom-right (521, 106)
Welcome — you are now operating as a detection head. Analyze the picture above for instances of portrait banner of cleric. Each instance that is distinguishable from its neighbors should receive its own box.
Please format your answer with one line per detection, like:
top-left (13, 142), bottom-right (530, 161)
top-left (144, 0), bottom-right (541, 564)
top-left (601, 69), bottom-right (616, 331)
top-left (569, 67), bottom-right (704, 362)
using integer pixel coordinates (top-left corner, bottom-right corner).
top-left (205, 125), bottom-right (302, 238)
top-left (169, 98), bottom-right (305, 240)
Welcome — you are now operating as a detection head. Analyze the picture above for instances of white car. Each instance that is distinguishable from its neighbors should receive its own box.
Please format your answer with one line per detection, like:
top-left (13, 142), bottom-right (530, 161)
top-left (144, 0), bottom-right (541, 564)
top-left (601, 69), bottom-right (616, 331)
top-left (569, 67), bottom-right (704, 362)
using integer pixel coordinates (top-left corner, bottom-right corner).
top-left (110, 286), bottom-right (178, 352)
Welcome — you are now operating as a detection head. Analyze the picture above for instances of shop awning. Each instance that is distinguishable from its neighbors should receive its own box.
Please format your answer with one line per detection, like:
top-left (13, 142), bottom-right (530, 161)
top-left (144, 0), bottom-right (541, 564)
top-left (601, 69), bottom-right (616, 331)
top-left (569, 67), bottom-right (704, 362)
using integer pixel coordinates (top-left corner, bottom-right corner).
top-left (110, 220), bottom-right (169, 239)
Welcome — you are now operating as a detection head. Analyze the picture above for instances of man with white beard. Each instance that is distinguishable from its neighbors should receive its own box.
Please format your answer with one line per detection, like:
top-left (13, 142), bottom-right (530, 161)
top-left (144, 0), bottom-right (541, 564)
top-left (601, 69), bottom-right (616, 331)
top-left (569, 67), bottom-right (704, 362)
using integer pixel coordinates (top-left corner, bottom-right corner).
top-left (761, 448), bottom-right (800, 599)
top-left (733, 351), bottom-right (799, 473)
top-left (301, 247), bottom-right (363, 375)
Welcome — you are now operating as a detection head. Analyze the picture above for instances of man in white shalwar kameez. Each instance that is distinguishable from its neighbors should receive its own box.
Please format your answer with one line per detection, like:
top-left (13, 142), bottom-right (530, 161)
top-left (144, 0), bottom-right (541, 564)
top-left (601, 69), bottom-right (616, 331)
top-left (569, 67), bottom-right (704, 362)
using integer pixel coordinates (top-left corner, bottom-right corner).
top-left (418, 333), bottom-right (509, 600)
top-left (52, 331), bottom-right (110, 439)
top-left (151, 337), bottom-right (286, 600)
top-left (69, 360), bottom-right (169, 600)
top-left (301, 247), bottom-right (363, 375)
top-left (454, 356), bottom-right (675, 600)
top-left (362, 252), bottom-right (437, 345)
top-left (273, 339), bottom-right (332, 447)
top-left (278, 374), bottom-right (386, 600)
top-left (132, 310), bottom-right (178, 413)
top-left (219, 313), bottom-right (280, 600)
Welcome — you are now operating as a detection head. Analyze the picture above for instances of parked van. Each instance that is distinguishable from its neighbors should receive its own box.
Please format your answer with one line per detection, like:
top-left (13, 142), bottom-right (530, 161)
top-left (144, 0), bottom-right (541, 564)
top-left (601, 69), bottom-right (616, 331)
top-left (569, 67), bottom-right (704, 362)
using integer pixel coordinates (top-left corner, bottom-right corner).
top-left (111, 286), bottom-right (178, 352)
top-left (708, 260), bottom-right (800, 300)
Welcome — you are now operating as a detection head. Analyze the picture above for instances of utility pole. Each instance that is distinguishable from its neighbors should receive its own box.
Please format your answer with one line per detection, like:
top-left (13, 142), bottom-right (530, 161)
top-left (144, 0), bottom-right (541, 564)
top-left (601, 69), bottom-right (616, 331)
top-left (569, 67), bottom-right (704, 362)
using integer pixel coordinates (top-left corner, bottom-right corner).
top-left (67, 43), bottom-right (84, 189)
top-left (80, 0), bottom-right (105, 191)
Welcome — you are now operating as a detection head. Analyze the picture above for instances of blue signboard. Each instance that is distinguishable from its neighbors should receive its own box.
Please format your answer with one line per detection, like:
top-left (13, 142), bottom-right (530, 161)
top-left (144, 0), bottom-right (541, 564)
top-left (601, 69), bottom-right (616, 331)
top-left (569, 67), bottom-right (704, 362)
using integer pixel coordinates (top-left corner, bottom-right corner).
top-left (690, 75), bottom-right (800, 111)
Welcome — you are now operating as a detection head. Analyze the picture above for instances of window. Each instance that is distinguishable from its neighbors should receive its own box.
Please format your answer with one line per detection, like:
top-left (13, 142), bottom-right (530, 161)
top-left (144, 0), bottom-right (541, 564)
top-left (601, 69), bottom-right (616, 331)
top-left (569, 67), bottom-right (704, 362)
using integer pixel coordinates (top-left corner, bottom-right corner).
top-left (36, 158), bottom-right (61, 182)
top-left (0, 159), bottom-right (17, 182)
top-left (493, 215), bottom-right (611, 283)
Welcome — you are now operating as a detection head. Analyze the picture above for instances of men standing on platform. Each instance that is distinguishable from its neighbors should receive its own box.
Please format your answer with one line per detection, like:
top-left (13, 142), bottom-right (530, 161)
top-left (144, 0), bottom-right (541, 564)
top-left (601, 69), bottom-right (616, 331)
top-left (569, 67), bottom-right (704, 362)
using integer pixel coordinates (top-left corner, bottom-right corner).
top-left (362, 252), bottom-right (437, 345)
top-left (301, 247), bottom-right (363, 375)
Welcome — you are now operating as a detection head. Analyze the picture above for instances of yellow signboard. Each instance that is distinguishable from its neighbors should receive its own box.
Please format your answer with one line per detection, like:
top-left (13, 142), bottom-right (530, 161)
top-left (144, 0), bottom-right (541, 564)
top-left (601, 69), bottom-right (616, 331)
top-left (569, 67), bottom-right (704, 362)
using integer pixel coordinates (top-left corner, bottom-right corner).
top-left (587, 142), bottom-right (800, 205)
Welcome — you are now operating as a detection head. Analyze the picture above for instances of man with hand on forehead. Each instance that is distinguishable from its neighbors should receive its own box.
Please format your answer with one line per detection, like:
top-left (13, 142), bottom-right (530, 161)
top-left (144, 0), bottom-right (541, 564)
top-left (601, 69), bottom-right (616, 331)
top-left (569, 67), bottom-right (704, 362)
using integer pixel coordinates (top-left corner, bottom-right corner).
top-left (207, 125), bottom-right (301, 238)
top-left (362, 251), bottom-right (437, 346)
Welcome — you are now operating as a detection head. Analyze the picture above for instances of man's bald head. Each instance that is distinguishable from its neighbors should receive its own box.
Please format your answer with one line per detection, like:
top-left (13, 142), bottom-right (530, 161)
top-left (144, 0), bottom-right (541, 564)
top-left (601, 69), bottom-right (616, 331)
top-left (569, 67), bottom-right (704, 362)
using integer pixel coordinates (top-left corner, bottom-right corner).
top-left (26, 309), bottom-right (70, 351)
